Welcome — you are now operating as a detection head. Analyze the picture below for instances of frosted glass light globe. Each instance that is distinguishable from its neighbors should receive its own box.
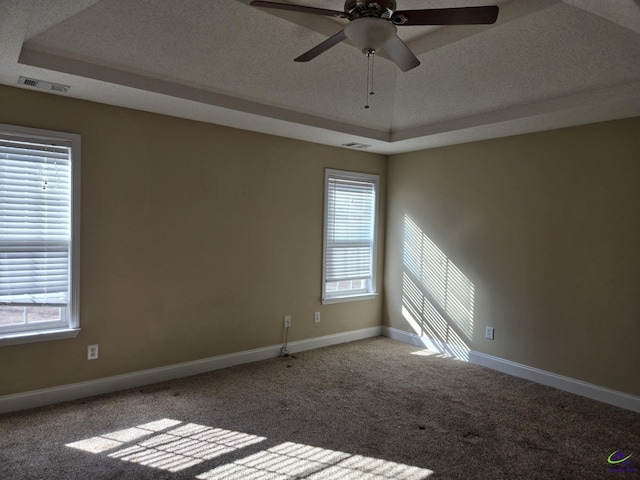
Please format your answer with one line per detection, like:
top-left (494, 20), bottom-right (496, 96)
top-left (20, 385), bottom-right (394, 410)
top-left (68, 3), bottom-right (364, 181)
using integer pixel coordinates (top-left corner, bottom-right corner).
top-left (344, 17), bottom-right (397, 51)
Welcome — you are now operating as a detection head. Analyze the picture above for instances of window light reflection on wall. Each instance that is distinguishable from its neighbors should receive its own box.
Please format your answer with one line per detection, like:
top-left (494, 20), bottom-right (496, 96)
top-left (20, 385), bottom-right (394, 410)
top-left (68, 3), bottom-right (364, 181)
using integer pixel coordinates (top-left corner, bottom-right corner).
top-left (402, 215), bottom-right (475, 360)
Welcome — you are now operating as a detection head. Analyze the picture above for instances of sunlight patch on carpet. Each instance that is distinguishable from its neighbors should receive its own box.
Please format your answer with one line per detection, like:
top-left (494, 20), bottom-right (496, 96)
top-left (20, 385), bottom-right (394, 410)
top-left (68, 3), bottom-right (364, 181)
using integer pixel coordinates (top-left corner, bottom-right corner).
top-left (67, 420), bottom-right (433, 478)
top-left (409, 349), bottom-right (450, 358)
top-left (197, 441), bottom-right (433, 480)
top-left (66, 418), bottom-right (266, 472)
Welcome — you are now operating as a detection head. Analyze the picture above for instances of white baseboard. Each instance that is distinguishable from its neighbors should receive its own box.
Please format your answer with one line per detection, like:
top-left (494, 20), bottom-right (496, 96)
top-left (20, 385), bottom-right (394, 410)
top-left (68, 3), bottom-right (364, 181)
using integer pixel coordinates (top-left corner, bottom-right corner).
top-left (288, 326), bottom-right (382, 354)
top-left (382, 326), bottom-right (470, 361)
top-left (0, 327), bottom-right (381, 414)
top-left (383, 326), bottom-right (640, 414)
top-left (469, 350), bottom-right (640, 413)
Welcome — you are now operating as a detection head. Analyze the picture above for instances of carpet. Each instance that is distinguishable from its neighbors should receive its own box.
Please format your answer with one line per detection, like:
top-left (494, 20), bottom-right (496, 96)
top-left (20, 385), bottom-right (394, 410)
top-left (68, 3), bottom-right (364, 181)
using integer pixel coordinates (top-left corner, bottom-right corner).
top-left (1, 337), bottom-right (638, 479)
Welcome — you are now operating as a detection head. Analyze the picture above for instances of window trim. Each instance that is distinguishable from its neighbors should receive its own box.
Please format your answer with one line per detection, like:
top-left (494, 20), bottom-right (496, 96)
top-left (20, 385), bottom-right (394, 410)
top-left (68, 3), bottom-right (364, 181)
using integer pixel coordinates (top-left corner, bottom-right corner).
top-left (0, 123), bottom-right (81, 346)
top-left (322, 168), bottom-right (379, 304)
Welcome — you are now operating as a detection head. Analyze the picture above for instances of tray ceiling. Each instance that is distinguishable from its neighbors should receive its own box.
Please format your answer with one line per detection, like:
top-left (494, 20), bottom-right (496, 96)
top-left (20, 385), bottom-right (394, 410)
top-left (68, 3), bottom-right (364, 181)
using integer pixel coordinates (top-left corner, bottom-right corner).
top-left (1, 0), bottom-right (639, 153)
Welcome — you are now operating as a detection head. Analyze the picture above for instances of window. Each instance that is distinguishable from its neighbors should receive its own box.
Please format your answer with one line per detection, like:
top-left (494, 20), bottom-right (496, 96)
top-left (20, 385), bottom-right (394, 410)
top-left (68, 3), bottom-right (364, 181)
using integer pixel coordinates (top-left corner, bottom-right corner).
top-left (322, 169), bottom-right (379, 303)
top-left (0, 124), bottom-right (80, 345)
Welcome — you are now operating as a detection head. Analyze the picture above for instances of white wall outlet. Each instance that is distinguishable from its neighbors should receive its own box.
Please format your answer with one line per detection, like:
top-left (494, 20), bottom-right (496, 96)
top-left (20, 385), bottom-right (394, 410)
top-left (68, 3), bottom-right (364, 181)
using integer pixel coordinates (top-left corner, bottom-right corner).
top-left (87, 344), bottom-right (99, 360)
top-left (314, 312), bottom-right (321, 323)
top-left (284, 315), bottom-right (292, 328)
top-left (485, 326), bottom-right (495, 340)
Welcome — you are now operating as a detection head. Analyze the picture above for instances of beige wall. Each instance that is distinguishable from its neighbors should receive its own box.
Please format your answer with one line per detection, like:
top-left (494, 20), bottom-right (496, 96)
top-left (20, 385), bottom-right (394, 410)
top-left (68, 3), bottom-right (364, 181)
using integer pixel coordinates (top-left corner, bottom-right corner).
top-left (3, 82), bottom-right (638, 401)
top-left (0, 85), bottom-right (386, 396)
top-left (384, 117), bottom-right (640, 396)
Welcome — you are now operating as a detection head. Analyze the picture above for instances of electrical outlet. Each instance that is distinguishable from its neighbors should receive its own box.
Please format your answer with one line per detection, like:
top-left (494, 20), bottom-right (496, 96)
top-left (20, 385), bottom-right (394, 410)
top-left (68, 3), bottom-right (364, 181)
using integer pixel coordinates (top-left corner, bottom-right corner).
top-left (87, 344), bottom-right (99, 360)
top-left (284, 315), bottom-right (291, 328)
top-left (485, 326), bottom-right (495, 340)
top-left (314, 312), bottom-right (321, 323)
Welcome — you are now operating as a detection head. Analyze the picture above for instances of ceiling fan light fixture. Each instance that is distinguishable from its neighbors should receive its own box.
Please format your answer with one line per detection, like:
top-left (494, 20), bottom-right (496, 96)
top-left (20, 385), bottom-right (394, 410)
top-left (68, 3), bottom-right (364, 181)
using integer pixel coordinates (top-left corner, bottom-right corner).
top-left (251, 1), bottom-right (498, 74)
top-left (344, 17), bottom-right (397, 51)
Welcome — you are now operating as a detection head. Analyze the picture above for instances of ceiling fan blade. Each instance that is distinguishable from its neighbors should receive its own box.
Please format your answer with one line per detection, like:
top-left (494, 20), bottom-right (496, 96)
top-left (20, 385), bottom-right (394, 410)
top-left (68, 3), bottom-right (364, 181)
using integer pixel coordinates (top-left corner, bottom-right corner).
top-left (392, 6), bottom-right (499, 26)
top-left (383, 35), bottom-right (420, 72)
top-left (294, 30), bottom-right (347, 62)
top-left (250, 1), bottom-right (347, 18)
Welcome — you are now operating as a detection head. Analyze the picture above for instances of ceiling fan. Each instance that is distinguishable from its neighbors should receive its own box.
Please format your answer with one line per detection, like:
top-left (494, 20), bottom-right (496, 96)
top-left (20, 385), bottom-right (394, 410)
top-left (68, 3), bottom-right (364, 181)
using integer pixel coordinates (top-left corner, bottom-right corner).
top-left (250, 1), bottom-right (499, 72)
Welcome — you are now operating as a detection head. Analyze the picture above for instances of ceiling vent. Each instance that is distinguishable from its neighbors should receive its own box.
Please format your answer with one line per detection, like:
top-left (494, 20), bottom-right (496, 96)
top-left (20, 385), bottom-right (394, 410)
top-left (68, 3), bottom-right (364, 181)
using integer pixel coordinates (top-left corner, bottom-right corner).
top-left (342, 142), bottom-right (371, 149)
top-left (18, 76), bottom-right (70, 93)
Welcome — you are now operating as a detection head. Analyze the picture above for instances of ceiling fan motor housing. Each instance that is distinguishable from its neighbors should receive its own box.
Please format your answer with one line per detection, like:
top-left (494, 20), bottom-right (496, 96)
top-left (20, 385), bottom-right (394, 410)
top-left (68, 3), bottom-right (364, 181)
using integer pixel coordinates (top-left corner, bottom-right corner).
top-left (344, 0), bottom-right (397, 19)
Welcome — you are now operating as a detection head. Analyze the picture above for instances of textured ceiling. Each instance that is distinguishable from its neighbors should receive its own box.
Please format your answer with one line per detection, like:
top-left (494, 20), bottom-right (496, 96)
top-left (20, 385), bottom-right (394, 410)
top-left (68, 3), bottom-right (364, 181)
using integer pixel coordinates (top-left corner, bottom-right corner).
top-left (1, 0), bottom-right (639, 153)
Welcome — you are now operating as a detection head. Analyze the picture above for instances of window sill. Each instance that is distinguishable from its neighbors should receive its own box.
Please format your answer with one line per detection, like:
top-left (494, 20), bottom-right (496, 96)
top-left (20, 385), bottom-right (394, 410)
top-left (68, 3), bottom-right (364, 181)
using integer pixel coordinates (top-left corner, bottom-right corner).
top-left (0, 328), bottom-right (80, 346)
top-left (322, 293), bottom-right (379, 305)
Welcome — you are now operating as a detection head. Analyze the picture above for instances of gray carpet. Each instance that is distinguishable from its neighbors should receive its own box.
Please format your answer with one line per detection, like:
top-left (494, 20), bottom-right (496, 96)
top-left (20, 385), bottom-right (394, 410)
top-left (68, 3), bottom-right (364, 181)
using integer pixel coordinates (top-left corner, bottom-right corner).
top-left (1, 337), bottom-right (639, 479)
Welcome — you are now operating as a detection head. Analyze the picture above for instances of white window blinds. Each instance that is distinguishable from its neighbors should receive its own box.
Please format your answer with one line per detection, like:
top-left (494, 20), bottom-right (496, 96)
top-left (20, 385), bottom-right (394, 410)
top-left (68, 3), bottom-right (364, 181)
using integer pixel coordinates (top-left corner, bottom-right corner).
top-left (323, 169), bottom-right (378, 301)
top-left (0, 136), bottom-right (72, 307)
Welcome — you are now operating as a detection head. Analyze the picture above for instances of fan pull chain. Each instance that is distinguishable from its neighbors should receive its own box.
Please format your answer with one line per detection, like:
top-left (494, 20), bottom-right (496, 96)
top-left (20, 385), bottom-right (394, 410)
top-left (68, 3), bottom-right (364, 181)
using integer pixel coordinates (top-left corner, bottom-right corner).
top-left (365, 51), bottom-right (371, 109)
top-left (364, 50), bottom-right (376, 109)
top-left (370, 53), bottom-right (375, 96)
